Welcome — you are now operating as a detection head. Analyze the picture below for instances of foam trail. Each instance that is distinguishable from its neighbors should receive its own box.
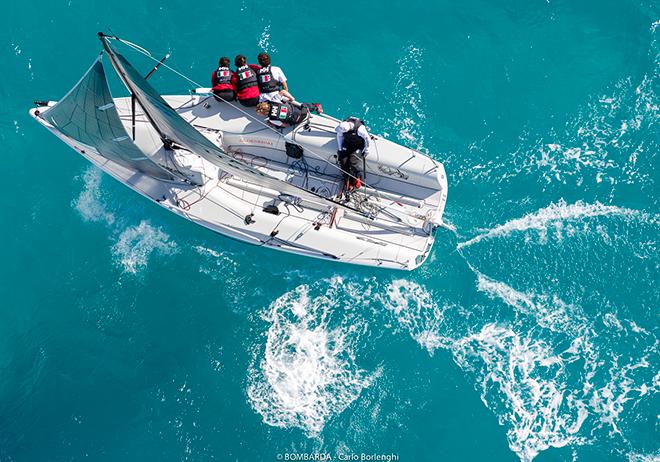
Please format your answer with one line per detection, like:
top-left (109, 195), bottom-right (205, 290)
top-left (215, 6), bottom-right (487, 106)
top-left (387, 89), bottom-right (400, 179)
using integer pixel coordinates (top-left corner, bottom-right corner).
top-left (460, 266), bottom-right (660, 461)
top-left (475, 272), bottom-right (582, 335)
top-left (380, 279), bottom-right (448, 355)
top-left (451, 324), bottom-right (590, 462)
top-left (247, 279), bottom-right (373, 436)
top-left (193, 245), bottom-right (237, 273)
top-left (72, 167), bottom-right (115, 225)
top-left (628, 450), bottom-right (660, 462)
top-left (439, 219), bottom-right (457, 233)
top-left (458, 200), bottom-right (645, 249)
top-left (111, 220), bottom-right (178, 274)
top-left (72, 167), bottom-right (180, 274)
top-left (384, 45), bottom-right (427, 151)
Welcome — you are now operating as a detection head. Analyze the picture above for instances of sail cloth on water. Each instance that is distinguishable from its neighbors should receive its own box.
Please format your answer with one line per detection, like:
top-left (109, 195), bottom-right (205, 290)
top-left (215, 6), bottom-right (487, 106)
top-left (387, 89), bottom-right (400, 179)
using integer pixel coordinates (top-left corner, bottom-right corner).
top-left (40, 56), bottom-right (175, 180)
top-left (99, 35), bottom-right (364, 213)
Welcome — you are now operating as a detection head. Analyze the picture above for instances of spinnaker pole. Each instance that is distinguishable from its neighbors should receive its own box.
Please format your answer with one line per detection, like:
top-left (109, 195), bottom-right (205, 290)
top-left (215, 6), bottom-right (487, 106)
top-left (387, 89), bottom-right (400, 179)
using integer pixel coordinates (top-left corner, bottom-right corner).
top-left (145, 53), bottom-right (170, 80)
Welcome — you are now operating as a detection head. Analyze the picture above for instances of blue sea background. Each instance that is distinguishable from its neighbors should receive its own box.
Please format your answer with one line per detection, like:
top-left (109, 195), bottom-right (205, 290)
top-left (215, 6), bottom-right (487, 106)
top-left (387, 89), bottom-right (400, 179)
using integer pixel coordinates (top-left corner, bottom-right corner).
top-left (1, 1), bottom-right (658, 461)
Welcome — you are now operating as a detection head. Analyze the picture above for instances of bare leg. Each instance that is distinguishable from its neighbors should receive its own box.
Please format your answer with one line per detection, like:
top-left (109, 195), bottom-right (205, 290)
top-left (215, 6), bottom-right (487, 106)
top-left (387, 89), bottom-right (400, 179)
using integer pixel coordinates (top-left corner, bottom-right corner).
top-left (280, 90), bottom-right (295, 101)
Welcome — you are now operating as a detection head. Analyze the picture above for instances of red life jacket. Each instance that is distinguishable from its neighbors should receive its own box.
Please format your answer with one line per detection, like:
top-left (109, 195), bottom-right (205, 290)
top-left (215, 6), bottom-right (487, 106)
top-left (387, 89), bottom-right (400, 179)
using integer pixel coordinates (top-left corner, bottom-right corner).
top-left (212, 67), bottom-right (233, 91)
top-left (234, 65), bottom-right (259, 100)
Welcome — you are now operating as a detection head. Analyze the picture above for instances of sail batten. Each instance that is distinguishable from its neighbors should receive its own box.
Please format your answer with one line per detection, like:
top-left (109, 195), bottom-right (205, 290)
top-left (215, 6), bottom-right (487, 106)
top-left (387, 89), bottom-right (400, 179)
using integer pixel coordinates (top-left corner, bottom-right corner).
top-left (40, 56), bottom-right (175, 180)
top-left (99, 36), bottom-right (368, 215)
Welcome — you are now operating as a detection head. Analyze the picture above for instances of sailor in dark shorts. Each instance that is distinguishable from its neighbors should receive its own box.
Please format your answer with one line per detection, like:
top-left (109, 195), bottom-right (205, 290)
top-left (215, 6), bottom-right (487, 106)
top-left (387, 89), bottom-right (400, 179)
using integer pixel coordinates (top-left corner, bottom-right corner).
top-left (256, 101), bottom-right (323, 128)
top-left (336, 117), bottom-right (371, 189)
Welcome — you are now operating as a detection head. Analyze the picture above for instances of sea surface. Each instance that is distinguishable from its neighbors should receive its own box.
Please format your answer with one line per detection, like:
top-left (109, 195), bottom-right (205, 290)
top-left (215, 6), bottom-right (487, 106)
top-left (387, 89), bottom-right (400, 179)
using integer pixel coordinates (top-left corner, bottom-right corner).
top-left (1, 1), bottom-right (658, 461)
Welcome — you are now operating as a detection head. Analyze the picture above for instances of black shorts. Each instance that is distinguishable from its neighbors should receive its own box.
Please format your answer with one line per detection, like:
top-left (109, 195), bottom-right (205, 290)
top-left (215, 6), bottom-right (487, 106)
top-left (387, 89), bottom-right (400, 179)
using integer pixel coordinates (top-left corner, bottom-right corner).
top-left (298, 106), bottom-right (310, 122)
top-left (213, 90), bottom-right (235, 102)
top-left (238, 97), bottom-right (259, 107)
top-left (339, 149), bottom-right (364, 172)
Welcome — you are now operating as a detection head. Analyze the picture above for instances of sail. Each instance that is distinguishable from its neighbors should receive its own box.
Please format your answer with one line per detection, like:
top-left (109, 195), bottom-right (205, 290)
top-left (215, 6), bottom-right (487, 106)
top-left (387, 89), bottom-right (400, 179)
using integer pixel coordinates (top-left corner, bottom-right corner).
top-left (40, 56), bottom-right (175, 180)
top-left (100, 36), bottom-right (360, 212)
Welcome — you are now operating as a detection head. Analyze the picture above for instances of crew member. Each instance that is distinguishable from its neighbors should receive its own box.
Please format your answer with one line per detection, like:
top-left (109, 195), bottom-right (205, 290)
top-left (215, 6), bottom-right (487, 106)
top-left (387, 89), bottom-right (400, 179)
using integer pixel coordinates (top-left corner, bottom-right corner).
top-left (255, 52), bottom-right (293, 102)
top-left (256, 101), bottom-right (323, 128)
top-left (232, 54), bottom-right (260, 107)
top-left (211, 56), bottom-right (235, 101)
top-left (336, 117), bottom-right (371, 189)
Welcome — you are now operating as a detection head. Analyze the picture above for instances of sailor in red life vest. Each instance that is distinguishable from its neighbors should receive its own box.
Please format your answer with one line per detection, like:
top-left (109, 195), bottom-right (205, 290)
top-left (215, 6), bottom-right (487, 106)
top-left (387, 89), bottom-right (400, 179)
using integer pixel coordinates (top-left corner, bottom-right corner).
top-left (211, 56), bottom-right (235, 101)
top-left (336, 117), bottom-right (372, 189)
top-left (231, 54), bottom-right (260, 107)
top-left (255, 101), bottom-right (323, 128)
top-left (255, 52), bottom-right (294, 103)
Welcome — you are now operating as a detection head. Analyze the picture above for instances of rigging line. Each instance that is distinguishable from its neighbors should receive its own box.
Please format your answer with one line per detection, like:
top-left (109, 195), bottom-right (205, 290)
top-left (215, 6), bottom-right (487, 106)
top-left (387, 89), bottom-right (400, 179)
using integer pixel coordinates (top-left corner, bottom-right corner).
top-left (190, 182), bottom-right (249, 222)
top-left (172, 96), bottom-right (212, 114)
top-left (260, 207), bottom-right (291, 247)
top-left (114, 37), bottom-right (152, 57)
top-left (251, 181), bottom-right (265, 214)
top-left (108, 36), bottom-right (383, 196)
top-left (191, 124), bottom-right (271, 135)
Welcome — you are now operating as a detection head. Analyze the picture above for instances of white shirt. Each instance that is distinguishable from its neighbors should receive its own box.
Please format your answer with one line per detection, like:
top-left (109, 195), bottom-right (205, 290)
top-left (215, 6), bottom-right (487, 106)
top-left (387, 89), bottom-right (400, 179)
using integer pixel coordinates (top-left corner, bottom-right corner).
top-left (336, 121), bottom-right (371, 155)
top-left (258, 65), bottom-right (287, 102)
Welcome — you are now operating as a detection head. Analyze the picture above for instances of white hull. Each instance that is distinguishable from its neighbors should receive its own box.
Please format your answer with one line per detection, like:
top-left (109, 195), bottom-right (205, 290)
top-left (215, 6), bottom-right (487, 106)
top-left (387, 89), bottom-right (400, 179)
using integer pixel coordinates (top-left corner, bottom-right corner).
top-left (31, 94), bottom-right (447, 270)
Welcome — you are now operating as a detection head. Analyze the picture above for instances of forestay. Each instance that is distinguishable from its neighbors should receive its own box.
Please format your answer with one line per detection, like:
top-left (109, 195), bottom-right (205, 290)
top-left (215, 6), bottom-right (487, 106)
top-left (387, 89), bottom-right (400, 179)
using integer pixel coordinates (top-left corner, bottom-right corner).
top-left (40, 56), bottom-right (175, 180)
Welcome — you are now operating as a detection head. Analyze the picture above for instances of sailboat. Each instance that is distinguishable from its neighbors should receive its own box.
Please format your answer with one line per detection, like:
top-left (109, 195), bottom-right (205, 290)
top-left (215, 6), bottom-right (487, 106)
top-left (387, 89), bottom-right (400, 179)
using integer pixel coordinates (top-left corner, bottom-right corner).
top-left (30, 33), bottom-right (448, 270)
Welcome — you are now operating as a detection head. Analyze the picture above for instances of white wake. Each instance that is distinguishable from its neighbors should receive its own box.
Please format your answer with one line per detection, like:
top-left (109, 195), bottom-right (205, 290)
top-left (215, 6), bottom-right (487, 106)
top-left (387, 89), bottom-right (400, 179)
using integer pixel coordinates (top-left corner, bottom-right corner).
top-left (73, 167), bottom-right (178, 274)
top-left (73, 167), bottom-right (115, 225)
top-left (458, 199), bottom-right (645, 249)
top-left (247, 278), bottom-right (375, 436)
top-left (111, 220), bottom-right (178, 274)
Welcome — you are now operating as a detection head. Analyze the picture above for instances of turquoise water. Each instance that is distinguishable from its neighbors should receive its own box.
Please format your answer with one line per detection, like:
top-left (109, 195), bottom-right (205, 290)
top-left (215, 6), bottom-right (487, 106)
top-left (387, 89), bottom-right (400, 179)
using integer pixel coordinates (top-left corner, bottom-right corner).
top-left (1, 1), bottom-right (659, 461)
